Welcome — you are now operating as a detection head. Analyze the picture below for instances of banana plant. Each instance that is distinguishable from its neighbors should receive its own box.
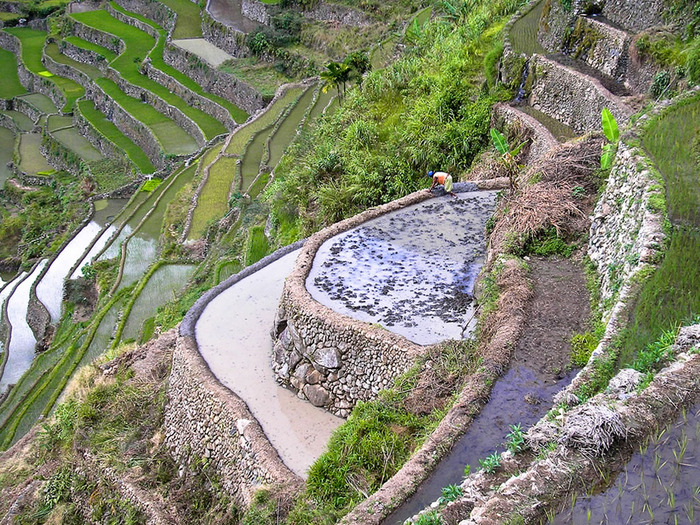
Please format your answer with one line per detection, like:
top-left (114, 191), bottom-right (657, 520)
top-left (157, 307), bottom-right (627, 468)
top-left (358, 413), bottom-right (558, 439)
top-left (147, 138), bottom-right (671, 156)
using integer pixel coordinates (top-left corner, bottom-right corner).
top-left (490, 128), bottom-right (526, 191)
top-left (600, 107), bottom-right (619, 170)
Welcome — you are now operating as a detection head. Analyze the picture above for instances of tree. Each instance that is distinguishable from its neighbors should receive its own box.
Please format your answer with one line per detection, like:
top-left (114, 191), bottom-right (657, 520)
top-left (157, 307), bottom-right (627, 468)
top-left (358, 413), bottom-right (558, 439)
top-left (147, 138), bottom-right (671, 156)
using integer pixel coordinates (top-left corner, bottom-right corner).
top-left (320, 61), bottom-right (351, 105)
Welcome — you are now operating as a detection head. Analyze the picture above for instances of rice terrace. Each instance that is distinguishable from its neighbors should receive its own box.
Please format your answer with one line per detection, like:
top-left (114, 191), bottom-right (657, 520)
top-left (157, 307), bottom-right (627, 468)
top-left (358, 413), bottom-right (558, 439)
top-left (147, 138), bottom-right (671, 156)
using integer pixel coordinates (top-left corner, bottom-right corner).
top-left (0, 0), bottom-right (698, 524)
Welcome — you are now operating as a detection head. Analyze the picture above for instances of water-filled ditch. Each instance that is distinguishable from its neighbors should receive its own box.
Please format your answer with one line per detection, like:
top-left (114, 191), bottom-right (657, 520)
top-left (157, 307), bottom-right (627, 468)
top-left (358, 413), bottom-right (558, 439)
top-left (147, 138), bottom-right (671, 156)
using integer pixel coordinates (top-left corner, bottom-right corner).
top-left (387, 367), bottom-right (578, 524)
top-left (306, 192), bottom-right (498, 346)
top-left (197, 250), bottom-right (343, 478)
top-left (207, 0), bottom-right (259, 33)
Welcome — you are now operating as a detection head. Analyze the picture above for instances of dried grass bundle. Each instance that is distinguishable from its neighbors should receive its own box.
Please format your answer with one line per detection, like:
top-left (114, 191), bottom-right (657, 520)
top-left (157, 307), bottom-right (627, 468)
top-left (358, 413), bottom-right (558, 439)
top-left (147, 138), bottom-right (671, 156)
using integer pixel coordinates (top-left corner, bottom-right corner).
top-left (560, 402), bottom-right (626, 457)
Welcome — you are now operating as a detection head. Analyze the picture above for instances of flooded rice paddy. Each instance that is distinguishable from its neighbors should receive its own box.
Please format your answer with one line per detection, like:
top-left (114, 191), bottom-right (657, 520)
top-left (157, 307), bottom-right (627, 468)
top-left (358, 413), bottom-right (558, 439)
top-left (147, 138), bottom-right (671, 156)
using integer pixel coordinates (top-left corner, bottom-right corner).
top-left (307, 192), bottom-right (498, 345)
top-left (197, 250), bottom-right (342, 478)
top-left (0, 262), bottom-right (46, 391)
top-left (553, 404), bottom-right (699, 525)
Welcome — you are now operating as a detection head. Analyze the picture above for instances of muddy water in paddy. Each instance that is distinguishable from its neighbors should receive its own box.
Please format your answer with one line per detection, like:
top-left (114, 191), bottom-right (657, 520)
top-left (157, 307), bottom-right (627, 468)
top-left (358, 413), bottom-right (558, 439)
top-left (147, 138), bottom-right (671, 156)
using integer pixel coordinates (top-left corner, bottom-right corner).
top-left (387, 258), bottom-right (590, 524)
top-left (197, 250), bottom-right (342, 478)
top-left (553, 404), bottom-right (700, 525)
top-left (307, 192), bottom-right (498, 346)
top-left (0, 262), bottom-right (47, 391)
top-left (207, 0), bottom-right (259, 33)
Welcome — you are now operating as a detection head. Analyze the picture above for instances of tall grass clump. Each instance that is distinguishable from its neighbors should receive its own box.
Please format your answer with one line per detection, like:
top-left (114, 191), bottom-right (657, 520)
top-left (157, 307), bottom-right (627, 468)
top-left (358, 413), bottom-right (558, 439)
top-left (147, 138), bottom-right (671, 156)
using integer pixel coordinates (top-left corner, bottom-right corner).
top-left (620, 95), bottom-right (700, 361)
top-left (267, 0), bottom-right (527, 240)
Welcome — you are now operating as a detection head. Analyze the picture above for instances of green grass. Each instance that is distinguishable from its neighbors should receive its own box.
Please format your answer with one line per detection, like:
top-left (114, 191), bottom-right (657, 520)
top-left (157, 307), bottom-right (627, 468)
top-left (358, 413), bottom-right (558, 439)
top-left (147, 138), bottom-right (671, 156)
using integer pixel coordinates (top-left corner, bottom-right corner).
top-left (620, 95), bottom-right (700, 362)
top-left (64, 36), bottom-right (117, 62)
top-left (158, 0), bottom-right (203, 39)
top-left (47, 114), bottom-right (72, 132)
top-left (244, 224), bottom-right (270, 265)
top-left (77, 99), bottom-right (155, 173)
top-left (71, 9), bottom-right (226, 140)
top-left (0, 47), bottom-right (27, 99)
top-left (4, 27), bottom-right (84, 112)
top-left (95, 77), bottom-right (199, 155)
top-left (45, 42), bottom-right (103, 79)
top-left (188, 155), bottom-right (238, 239)
top-left (219, 57), bottom-right (291, 100)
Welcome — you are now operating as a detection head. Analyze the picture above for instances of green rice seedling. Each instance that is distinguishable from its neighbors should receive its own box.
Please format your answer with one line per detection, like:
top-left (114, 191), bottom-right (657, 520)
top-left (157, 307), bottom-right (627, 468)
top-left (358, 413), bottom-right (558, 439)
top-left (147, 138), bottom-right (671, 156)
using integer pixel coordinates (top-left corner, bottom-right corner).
top-left (506, 423), bottom-right (526, 453)
top-left (438, 484), bottom-right (463, 504)
top-left (479, 452), bottom-right (501, 474)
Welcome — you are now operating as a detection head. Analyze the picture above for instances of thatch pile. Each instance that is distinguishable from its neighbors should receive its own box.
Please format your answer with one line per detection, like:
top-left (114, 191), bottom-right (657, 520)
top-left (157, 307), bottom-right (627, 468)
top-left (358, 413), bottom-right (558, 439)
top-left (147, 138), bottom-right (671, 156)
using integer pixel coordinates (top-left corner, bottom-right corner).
top-left (488, 136), bottom-right (604, 254)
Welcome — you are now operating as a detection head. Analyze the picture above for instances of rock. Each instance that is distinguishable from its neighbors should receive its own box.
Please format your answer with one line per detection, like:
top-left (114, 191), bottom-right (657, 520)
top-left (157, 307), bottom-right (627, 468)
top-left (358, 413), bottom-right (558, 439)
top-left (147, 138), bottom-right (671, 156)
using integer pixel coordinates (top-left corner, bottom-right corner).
top-left (607, 368), bottom-right (643, 399)
top-left (303, 384), bottom-right (331, 407)
top-left (311, 346), bottom-right (340, 371)
top-left (306, 369), bottom-right (323, 385)
top-left (675, 324), bottom-right (700, 353)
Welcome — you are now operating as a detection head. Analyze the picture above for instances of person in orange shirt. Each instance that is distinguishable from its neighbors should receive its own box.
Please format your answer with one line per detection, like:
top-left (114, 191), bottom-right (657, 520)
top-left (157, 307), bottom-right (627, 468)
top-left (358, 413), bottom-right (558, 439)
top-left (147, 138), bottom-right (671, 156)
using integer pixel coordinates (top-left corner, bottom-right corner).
top-left (427, 170), bottom-right (457, 197)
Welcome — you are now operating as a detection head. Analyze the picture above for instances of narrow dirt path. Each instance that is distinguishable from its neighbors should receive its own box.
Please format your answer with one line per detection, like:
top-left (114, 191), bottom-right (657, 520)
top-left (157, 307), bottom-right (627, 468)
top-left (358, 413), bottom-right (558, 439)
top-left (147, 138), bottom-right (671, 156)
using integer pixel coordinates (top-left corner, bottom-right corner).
top-left (387, 256), bottom-right (590, 524)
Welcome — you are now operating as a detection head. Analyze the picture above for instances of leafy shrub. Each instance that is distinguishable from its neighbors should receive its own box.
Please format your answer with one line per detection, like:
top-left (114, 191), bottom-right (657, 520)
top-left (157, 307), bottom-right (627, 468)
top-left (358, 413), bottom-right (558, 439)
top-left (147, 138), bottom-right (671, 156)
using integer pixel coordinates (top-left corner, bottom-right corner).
top-left (650, 70), bottom-right (671, 98)
top-left (570, 332), bottom-right (598, 367)
top-left (416, 511), bottom-right (443, 525)
top-left (506, 423), bottom-right (526, 453)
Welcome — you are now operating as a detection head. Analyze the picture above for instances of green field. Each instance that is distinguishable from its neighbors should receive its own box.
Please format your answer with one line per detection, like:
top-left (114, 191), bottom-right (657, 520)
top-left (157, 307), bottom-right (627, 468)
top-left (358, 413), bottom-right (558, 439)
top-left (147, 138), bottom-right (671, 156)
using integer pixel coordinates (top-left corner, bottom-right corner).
top-left (48, 114), bottom-right (104, 162)
top-left (96, 77), bottom-right (199, 156)
top-left (18, 92), bottom-right (57, 114)
top-left (158, 0), bottom-right (203, 39)
top-left (71, 9), bottom-right (227, 139)
top-left (45, 42), bottom-right (102, 79)
top-left (4, 28), bottom-right (84, 112)
top-left (18, 132), bottom-right (53, 175)
top-left (77, 99), bottom-right (156, 173)
top-left (188, 155), bottom-right (238, 238)
top-left (64, 35), bottom-right (117, 62)
top-left (0, 47), bottom-right (27, 99)
top-left (0, 110), bottom-right (34, 131)
top-left (109, 2), bottom-right (248, 124)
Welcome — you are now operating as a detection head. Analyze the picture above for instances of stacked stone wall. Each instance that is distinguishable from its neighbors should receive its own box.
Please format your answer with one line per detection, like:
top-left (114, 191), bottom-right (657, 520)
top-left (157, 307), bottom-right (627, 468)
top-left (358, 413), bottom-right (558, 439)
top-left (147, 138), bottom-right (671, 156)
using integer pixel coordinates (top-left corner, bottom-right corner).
top-left (142, 62), bottom-right (237, 132)
top-left (84, 82), bottom-right (165, 169)
top-left (106, 3), bottom-right (162, 40)
top-left (303, 1), bottom-right (372, 26)
top-left (241, 0), bottom-right (269, 25)
top-left (201, 9), bottom-right (249, 58)
top-left (166, 242), bottom-right (307, 505)
top-left (565, 16), bottom-right (630, 81)
top-left (70, 21), bottom-right (124, 55)
top-left (42, 51), bottom-right (92, 88)
top-left (73, 105), bottom-right (130, 168)
top-left (491, 103), bottom-right (559, 163)
top-left (61, 40), bottom-right (109, 73)
top-left (272, 191), bottom-right (437, 417)
top-left (163, 43), bottom-right (264, 114)
top-left (528, 54), bottom-right (632, 133)
top-left (112, 0), bottom-right (176, 33)
top-left (13, 97), bottom-right (43, 124)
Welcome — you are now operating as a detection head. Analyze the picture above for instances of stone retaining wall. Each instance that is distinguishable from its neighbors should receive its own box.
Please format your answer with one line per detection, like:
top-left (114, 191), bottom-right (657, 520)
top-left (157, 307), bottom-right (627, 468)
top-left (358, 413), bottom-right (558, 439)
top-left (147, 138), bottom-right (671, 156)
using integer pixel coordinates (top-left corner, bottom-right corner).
top-left (165, 243), bottom-right (306, 506)
top-left (60, 40), bottom-right (109, 73)
top-left (556, 89), bottom-right (697, 401)
top-left (142, 62), bottom-right (237, 132)
top-left (112, 0), bottom-right (176, 33)
top-left (241, 0), bottom-right (269, 25)
top-left (103, 67), bottom-right (207, 147)
top-left (42, 49), bottom-right (92, 89)
top-left (84, 81), bottom-right (166, 169)
top-left (273, 191), bottom-right (444, 417)
top-left (70, 21), bottom-right (124, 55)
top-left (12, 97), bottom-right (42, 125)
top-left (500, 0), bottom-right (541, 87)
top-left (106, 3), bottom-right (161, 40)
top-left (72, 104), bottom-right (131, 169)
top-left (163, 43), bottom-right (264, 115)
top-left (565, 16), bottom-right (631, 82)
top-left (492, 103), bottom-right (560, 163)
top-left (528, 54), bottom-right (632, 133)
top-left (0, 32), bottom-right (65, 112)
top-left (201, 9), bottom-right (249, 58)
top-left (304, 1), bottom-right (372, 27)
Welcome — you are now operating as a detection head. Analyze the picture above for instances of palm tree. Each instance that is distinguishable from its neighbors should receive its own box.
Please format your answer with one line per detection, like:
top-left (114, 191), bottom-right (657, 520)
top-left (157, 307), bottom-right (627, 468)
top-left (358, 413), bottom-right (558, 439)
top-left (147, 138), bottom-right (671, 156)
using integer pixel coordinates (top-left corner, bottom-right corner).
top-left (320, 61), bottom-right (351, 105)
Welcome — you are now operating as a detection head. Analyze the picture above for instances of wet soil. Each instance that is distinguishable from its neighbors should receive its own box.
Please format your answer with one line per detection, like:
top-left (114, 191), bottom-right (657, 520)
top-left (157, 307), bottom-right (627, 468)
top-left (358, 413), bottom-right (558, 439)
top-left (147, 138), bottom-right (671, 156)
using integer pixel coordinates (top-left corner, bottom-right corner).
top-left (386, 256), bottom-right (590, 524)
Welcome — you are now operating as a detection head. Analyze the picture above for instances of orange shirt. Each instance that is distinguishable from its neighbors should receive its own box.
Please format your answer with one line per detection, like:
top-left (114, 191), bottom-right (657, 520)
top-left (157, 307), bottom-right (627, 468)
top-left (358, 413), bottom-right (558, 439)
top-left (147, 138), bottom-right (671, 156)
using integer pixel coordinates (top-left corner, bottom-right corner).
top-left (434, 172), bottom-right (449, 184)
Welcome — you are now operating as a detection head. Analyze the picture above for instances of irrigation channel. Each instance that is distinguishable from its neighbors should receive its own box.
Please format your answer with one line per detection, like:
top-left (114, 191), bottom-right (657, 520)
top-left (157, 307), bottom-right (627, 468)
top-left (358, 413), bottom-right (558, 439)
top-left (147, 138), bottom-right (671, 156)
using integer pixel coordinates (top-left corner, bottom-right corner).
top-left (387, 256), bottom-right (590, 525)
